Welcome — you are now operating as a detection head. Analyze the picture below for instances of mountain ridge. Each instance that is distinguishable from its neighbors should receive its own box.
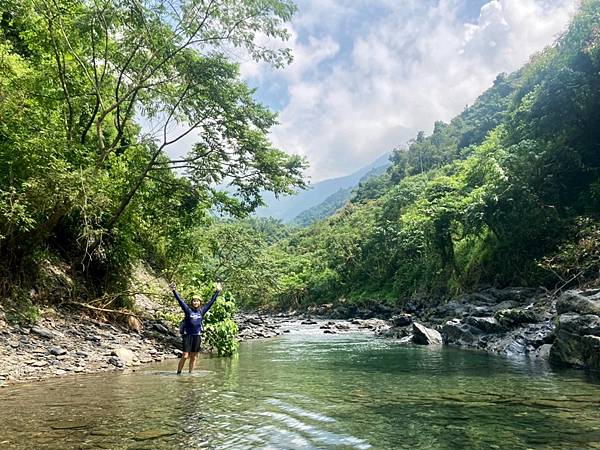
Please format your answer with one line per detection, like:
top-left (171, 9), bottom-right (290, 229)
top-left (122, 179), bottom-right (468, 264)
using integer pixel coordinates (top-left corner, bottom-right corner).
top-left (254, 152), bottom-right (392, 222)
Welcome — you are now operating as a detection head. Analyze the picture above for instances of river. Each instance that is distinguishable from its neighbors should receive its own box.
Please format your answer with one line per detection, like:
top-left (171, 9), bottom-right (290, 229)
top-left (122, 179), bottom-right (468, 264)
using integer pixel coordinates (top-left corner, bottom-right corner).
top-left (1, 322), bottom-right (599, 449)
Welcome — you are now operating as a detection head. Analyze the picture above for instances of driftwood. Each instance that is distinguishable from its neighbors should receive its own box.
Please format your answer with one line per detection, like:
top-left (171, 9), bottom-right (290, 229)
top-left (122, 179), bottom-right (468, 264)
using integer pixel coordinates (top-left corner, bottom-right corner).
top-left (67, 301), bottom-right (140, 319)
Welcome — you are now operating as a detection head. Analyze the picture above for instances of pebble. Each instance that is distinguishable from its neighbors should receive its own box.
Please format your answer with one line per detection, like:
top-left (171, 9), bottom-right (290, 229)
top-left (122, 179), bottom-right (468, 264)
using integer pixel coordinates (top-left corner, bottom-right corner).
top-left (49, 346), bottom-right (67, 356)
top-left (31, 326), bottom-right (54, 339)
top-left (30, 361), bottom-right (48, 367)
top-left (108, 357), bottom-right (123, 367)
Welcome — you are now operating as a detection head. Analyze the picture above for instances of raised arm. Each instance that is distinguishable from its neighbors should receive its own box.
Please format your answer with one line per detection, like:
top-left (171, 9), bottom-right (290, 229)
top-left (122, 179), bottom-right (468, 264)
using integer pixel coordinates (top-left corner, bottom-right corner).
top-left (201, 282), bottom-right (223, 314)
top-left (169, 282), bottom-right (190, 315)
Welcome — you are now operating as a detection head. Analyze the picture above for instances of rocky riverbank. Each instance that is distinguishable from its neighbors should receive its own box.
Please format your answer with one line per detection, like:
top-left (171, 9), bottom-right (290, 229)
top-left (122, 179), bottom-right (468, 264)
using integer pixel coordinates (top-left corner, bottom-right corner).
top-left (236, 313), bottom-right (388, 339)
top-left (236, 287), bottom-right (599, 373)
top-left (3, 286), bottom-right (598, 386)
top-left (0, 305), bottom-right (183, 386)
top-left (0, 307), bottom-right (385, 386)
top-left (368, 287), bottom-right (600, 372)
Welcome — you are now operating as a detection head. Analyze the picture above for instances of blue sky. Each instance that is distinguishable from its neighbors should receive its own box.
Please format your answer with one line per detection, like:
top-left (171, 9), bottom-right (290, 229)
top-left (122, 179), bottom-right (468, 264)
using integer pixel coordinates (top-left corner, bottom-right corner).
top-left (235, 0), bottom-right (578, 182)
top-left (161, 0), bottom-right (577, 183)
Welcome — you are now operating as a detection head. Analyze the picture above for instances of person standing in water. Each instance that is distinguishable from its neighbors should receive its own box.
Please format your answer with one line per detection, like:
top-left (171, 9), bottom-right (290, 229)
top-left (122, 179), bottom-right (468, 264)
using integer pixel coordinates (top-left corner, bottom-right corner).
top-left (168, 281), bottom-right (222, 374)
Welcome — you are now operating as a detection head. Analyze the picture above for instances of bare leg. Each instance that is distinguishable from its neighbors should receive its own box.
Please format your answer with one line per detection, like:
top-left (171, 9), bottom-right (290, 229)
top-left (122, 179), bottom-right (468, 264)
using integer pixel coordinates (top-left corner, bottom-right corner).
top-left (188, 352), bottom-right (199, 373)
top-left (177, 352), bottom-right (189, 374)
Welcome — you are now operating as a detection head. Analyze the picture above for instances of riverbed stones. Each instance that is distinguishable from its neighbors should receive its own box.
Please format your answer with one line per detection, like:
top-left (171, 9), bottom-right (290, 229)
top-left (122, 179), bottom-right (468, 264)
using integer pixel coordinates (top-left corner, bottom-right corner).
top-left (133, 429), bottom-right (178, 441)
top-left (236, 314), bottom-right (284, 340)
top-left (412, 323), bottom-right (442, 345)
top-left (0, 306), bottom-right (186, 384)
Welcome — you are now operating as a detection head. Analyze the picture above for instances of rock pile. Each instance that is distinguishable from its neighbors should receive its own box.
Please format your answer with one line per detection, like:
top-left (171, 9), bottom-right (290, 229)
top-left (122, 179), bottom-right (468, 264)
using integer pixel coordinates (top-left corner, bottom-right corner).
top-left (236, 315), bottom-right (283, 340)
top-left (425, 288), bottom-right (556, 357)
top-left (369, 287), bottom-right (599, 372)
top-left (0, 308), bottom-right (181, 385)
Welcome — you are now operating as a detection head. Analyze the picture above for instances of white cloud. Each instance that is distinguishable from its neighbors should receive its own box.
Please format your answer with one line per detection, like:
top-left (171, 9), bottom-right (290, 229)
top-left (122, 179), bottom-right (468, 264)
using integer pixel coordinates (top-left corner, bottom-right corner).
top-left (255, 0), bottom-right (578, 182)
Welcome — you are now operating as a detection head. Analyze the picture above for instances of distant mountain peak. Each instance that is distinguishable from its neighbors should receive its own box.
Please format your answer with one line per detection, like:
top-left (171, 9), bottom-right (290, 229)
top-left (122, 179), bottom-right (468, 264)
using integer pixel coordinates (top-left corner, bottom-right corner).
top-left (254, 152), bottom-right (392, 222)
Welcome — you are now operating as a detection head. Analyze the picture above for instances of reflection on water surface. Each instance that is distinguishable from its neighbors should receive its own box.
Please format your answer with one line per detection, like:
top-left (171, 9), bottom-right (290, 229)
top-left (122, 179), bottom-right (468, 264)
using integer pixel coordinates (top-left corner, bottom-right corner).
top-left (1, 324), bottom-right (599, 449)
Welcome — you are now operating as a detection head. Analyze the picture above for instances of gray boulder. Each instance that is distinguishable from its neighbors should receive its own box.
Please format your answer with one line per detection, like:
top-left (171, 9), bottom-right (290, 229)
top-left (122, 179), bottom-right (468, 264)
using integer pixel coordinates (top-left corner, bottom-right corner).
top-left (391, 314), bottom-right (413, 327)
top-left (466, 305), bottom-right (495, 317)
top-left (412, 323), bottom-right (442, 345)
top-left (464, 316), bottom-right (505, 334)
top-left (111, 347), bottom-right (135, 365)
top-left (441, 319), bottom-right (481, 346)
top-left (556, 290), bottom-right (600, 316)
top-left (432, 300), bottom-right (468, 319)
top-left (581, 335), bottom-right (600, 370)
top-left (550, 314), bottom-right (600, 370)
top-left (494, 308), bottom-right (538, 328)
top-left (376, 325), bottom-right (411, 339)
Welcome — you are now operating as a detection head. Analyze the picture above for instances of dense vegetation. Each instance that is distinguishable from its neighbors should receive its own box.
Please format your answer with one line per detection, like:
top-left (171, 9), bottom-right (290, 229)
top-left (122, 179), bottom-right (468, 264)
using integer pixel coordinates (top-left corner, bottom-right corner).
top-left (220, 1), bottom-right (600, 310)
top-left (2, 0), bottom-right (600, 344)
top-left (0, 0), bottom-right (305, 352)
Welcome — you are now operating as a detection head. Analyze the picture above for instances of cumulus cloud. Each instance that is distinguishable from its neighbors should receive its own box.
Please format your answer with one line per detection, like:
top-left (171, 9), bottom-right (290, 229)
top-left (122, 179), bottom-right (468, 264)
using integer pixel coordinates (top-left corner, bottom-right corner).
top-left (244, 0), bottom-right (577, 182)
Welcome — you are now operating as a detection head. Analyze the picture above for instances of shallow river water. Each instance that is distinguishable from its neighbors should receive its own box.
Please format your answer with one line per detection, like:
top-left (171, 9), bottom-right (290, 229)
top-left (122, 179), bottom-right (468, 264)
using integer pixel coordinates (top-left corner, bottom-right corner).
top-left (1, 323), bottom-right (600, 449)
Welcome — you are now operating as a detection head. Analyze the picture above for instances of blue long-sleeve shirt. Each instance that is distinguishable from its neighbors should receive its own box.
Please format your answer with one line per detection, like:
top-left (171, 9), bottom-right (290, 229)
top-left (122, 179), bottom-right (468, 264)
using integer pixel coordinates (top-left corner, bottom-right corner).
top-left (173, 289), bottom-right (220, 335)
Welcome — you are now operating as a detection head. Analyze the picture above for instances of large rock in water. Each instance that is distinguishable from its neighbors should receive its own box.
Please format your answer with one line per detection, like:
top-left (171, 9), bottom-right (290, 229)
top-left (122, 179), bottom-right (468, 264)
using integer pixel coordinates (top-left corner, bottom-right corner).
top-left (550, 314), bottom-right (600, 370)
top-left (412, 323), bottom-right (442, 345)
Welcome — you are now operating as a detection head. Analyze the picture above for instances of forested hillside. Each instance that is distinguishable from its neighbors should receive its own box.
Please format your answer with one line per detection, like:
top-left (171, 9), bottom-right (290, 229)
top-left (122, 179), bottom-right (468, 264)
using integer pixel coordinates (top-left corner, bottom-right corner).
top-left (222, 0), bottom-right (600, 310)
top-left (2, 0), bottom-right (600, 320)
top-left (0, 0), bottom-right (304, 331)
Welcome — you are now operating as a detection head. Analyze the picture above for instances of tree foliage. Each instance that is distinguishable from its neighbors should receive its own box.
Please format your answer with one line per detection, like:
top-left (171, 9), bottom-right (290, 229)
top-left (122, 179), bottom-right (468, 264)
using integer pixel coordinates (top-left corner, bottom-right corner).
top-left (0, 0), bottom-right (306, 352)
top-left (226, 1), bottom-right (600, 310)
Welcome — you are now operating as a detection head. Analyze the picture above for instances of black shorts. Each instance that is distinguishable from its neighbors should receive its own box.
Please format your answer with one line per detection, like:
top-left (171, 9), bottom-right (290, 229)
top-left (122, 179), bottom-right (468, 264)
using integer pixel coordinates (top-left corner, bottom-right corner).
top-left (182, 334), bottom-right (202, 353)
